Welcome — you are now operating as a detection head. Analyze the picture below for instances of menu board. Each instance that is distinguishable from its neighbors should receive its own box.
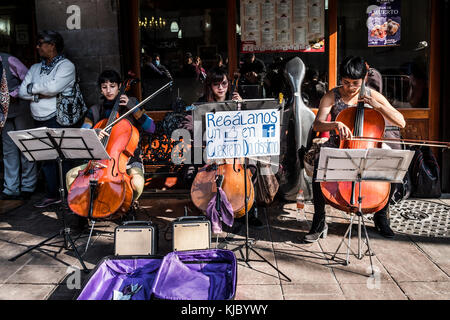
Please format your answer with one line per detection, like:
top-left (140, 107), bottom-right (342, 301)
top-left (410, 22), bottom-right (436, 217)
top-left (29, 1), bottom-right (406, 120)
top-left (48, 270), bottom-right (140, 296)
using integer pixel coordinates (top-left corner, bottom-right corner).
top-left (241, 0), bottom-right (325, 53)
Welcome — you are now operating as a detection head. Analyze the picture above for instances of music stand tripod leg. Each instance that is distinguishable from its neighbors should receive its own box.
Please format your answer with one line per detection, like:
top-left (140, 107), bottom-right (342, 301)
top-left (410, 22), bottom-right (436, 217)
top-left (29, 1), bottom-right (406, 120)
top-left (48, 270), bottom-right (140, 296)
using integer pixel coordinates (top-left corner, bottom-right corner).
top-left (345, 215), bottom-right (353, 266)
top-left (241, 158), bottom-right (292, 282)
top-left (359, 213), bottom-right (376, 276)
top-left (56, 157), bottom-right (89, 273)
top-left (9, 232), bottom-right (62, 261)
top-left (331, 215), bottom-right (353, 263)
top-left (356, 179), bottom-right (375, 276)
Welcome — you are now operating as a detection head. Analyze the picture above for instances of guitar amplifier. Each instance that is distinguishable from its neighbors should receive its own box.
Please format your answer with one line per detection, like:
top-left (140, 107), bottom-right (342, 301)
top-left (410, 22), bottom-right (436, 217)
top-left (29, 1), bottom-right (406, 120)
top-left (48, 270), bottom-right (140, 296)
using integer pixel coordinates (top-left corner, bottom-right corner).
top-left (114, 221), bottom-right (158, 256)
top-left (172, 216), bottom-right (211, 252)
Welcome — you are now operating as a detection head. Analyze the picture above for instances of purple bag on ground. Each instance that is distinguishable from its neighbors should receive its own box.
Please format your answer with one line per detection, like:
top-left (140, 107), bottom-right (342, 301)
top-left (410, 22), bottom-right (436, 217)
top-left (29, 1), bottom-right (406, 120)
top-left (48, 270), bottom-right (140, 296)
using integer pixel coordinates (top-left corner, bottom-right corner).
top-left (77, 258), bottom-right (162, 300)
top-left (152, 249), bottom-right (237, 300)
top-left (77, 249), bottom-right (237, 300)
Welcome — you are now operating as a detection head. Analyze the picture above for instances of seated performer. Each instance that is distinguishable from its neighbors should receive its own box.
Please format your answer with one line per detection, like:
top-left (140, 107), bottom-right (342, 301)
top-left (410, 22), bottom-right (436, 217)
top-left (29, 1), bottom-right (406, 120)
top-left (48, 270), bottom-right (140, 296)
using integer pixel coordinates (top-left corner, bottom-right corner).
top-left (66, 70), bottom-right (155, 202)
top-left (183, 67), bottom-right (264, 229)
top-left (197, 66), bottom-right (241, 102)
top-left (303, 56), bottom-right (406, 243)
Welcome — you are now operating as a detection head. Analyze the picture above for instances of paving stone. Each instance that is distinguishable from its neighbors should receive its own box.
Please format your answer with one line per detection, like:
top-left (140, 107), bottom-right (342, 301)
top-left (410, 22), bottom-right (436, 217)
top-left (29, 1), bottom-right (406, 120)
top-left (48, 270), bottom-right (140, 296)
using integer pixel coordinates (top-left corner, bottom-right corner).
top-left (1, 194), bottom-right (450, 300)
top-left (398, 281), bottom-right (450, 300)
top-left (5, 265), bottom-right (68, 284)
top-left (369, 234), bottom-right (449, 282)
top-left (273, 249), bottom-right (337, 284)
top-left (411, 236), bottom-right (450, 266)
top-left (237, 261), bottom-right (280, 285)
top-left (340, 282), bottom-right (408, 300)
top-left (0, 284), bottom-right (55, 300)
top-left (282, 283), bottom-right (344, 300)
top-left (318, 230), bottom-right (395, 284)
top-left (0, 264), bottom-right (26, 285)
top-left (235, 285), bottom-right (284, 300)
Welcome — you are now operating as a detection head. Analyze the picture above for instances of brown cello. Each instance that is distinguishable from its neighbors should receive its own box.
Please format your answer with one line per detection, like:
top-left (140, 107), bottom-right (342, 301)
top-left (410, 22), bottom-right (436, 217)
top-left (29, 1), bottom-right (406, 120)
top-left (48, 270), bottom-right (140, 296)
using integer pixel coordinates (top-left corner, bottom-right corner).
top-left (68, 77), bottom-right (139, 220)
top-left (190, 158), bottom-right (254, 218)
top-left (190, 76), bottom-right (254, 218)
top-left (320, 82), bottom-right (391, 214)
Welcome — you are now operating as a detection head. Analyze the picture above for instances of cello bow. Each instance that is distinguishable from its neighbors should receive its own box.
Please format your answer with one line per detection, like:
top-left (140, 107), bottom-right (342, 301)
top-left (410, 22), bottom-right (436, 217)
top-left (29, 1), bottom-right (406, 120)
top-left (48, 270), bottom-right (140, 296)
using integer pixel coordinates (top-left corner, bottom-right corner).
top-left (103, 81), bottom-right (173, 132)
top-left (346, 136), bottom-right (450, 149)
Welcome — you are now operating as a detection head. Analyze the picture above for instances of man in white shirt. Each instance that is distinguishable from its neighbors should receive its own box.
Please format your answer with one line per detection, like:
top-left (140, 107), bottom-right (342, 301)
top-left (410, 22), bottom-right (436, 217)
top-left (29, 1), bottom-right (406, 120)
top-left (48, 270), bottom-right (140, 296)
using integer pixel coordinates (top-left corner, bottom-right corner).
top-left (19, 30), bottom-right (76, 208)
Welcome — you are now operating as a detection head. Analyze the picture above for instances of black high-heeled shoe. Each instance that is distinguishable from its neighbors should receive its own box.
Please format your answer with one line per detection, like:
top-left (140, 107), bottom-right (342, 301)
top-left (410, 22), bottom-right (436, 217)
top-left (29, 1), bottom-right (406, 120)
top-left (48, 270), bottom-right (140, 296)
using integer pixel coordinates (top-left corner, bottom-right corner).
top-left (302, 213), bottom-right (327, 243)
top-left (303, 223), bottom-right (328, 243)
top-left (373, 211), bottom-right (395, 238)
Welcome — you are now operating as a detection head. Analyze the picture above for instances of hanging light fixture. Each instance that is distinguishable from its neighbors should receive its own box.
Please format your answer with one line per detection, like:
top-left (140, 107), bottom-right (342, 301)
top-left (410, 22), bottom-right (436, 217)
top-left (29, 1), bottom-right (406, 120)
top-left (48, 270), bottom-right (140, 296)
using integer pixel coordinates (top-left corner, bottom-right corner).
top-left (170, 21), bottom-right (179, 33)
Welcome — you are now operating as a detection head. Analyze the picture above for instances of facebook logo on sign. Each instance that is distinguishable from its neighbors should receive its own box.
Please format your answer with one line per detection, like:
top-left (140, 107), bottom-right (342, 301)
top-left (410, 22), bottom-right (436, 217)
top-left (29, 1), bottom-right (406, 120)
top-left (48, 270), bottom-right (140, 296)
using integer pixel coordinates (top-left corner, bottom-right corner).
top-left (262, 124), bottom-right (276, 138)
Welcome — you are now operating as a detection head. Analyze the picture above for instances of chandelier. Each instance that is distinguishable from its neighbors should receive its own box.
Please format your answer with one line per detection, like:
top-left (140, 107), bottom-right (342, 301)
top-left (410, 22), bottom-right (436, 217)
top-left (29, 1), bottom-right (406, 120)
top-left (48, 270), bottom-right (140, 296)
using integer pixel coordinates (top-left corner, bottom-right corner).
top-left (139, 16), bottom-right (167, 29)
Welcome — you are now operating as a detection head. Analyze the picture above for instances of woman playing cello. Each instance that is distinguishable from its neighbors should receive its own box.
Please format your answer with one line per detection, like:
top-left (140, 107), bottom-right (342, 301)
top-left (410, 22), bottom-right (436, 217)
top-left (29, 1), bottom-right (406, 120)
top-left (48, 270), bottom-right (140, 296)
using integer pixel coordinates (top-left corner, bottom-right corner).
top-left (66, 70), bottom-right (155, 205)
top-left (183, 67), bottom-right (264, 229)
top-left (303, 56), bottom-right (406, 243)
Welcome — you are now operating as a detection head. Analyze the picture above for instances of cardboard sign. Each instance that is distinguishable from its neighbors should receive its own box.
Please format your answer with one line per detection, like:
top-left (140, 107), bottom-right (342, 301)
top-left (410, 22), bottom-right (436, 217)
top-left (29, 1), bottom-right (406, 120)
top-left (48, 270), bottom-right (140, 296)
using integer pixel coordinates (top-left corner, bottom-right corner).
top-left (205, 109), bottom-right (280, 160)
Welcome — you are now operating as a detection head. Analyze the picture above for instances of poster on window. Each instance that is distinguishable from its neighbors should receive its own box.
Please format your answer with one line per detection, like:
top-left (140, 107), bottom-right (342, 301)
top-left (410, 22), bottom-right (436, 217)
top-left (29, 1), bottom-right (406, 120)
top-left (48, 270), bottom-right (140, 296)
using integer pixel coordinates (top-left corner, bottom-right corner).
top-left (367, 0), bottom-right (401, 47)
top-left (240, 0), bottom-right (325, 53)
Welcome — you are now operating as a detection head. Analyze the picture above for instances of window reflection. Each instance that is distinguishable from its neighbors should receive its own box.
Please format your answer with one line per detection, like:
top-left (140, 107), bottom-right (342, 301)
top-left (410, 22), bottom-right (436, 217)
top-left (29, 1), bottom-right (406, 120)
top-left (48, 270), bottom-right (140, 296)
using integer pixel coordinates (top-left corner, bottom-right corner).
top-left (338, 0), bottom-right (430, 108)
top-left (139, 1), bottom-right (228, 110)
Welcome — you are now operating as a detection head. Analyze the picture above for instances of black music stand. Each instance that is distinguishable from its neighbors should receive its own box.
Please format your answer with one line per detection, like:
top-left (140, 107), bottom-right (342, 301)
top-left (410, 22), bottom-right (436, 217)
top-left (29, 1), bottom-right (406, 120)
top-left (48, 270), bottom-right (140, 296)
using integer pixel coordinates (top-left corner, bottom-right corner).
top-left (7, 127), bottom-right (110, 273)
top-left (316, 147), bottom-right (414, 275)
top-left (192, 99), bottom-right (291, 282)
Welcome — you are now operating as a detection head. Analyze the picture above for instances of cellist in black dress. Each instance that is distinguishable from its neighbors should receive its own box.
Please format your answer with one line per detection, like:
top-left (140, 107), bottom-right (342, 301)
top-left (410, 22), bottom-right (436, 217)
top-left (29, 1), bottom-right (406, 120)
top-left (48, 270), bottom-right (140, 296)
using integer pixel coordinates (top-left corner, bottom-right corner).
top-left (303, 56), bottom-right (406, 243)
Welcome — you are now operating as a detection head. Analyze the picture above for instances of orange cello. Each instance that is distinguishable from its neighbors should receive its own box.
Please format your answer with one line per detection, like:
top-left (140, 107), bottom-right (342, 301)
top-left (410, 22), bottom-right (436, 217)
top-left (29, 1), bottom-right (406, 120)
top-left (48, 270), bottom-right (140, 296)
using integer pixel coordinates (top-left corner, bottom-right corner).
top-left (190, 75), bottom-right (254, 218)
top-left (320, 82), bottom-right (391, 214)
top-left (190, 159), bottom-right (254, 219)
top-left (68, 77), bottom-right (139, 220)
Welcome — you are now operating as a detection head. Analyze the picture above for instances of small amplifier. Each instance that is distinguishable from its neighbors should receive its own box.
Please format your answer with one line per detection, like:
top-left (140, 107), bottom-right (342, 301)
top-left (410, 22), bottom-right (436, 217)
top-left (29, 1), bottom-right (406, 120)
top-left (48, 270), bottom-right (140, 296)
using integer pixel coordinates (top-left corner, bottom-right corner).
top-left (114, 221), bottom-right (158, 256)
top-left (172, 216), bottom-right (211, 252)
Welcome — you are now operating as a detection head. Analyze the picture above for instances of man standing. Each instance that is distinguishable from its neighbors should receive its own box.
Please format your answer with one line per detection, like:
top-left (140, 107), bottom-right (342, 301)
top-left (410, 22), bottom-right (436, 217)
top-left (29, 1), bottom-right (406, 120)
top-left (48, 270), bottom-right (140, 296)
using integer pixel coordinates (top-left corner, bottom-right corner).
top-left (19, 30), bottom-right (76, 208)
top-left (238, 53), bottom-right (266, 98)
top-left (0, 53), bottom-right (37, 200)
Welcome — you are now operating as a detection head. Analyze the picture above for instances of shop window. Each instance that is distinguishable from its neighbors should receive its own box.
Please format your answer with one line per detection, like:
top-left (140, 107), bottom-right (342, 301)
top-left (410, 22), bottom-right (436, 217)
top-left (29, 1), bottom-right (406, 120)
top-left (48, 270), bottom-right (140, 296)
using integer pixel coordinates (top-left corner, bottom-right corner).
top-left (0, 1), bottom-right (36, 67)
top-left (236, 0), bottom-right (330, 109)
top-left (139, 0), bottom-right (228, 110)
top-left (338, 0), bottom-right (430, 108)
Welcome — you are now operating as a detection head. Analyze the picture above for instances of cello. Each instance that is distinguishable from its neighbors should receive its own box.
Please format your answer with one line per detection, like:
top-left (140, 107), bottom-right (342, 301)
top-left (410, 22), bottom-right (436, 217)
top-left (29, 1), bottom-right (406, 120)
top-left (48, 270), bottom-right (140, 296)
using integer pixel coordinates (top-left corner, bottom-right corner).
top-left (190, 76), bottom-right (254, 218)
top-left (320, 81), bottom-right (391, 214)
top-left (68, 77), bottom-right (139, 220)
top-left (190, 158), bottom-right (254, 219)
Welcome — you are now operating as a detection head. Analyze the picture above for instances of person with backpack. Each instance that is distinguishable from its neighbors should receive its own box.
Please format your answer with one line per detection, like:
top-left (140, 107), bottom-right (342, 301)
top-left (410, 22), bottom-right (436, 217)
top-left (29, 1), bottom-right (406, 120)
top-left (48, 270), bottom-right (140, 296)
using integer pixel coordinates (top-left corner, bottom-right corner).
top-left (0, 53), bottom-right (37, 201)
top-left (19, 30), bottom-right (79, 208)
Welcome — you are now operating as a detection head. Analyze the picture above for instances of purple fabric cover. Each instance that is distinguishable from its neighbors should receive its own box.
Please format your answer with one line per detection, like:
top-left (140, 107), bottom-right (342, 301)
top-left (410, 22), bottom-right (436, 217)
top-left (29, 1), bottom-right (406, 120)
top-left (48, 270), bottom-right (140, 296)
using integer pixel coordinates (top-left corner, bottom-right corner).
top-left (205, 188), bottom-right (234, 233)
top-left (77, 258), bottom-right (162, 300)
top-left (152, 249), bottom-right (237, 300)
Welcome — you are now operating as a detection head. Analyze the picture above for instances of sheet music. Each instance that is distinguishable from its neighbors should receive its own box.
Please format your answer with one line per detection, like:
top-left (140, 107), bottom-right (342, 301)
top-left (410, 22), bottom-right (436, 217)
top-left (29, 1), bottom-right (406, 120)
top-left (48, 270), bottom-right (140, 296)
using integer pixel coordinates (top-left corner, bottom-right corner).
top-left (8, 127), bottom-right (110, 162)
top-left (316, 147), bottom-right (415, 183)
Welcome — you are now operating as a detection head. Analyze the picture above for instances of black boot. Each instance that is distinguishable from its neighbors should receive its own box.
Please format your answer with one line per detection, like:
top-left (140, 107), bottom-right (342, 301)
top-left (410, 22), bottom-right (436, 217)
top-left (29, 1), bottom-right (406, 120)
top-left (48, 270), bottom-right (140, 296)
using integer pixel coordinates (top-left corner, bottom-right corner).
top-left (373, 210), bottom-right (395, 238)
top-left (303, 213), bottom-right (328, 243)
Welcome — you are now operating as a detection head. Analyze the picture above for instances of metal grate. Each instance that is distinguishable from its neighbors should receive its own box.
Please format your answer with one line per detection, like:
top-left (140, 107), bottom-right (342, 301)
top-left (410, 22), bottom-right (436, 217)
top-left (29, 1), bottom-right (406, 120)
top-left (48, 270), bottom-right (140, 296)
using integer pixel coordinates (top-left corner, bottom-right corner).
top-left (388, 200), bottom-right (450, 238)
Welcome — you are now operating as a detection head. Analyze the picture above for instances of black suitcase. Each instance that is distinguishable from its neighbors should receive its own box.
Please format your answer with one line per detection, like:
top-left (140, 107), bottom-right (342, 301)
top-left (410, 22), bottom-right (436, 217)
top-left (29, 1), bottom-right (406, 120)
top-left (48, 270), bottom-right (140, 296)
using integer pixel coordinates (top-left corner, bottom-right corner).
top-left (172, 216), bottom-right (211, 252)
top-left (114, 221), bottom-right (158, 256)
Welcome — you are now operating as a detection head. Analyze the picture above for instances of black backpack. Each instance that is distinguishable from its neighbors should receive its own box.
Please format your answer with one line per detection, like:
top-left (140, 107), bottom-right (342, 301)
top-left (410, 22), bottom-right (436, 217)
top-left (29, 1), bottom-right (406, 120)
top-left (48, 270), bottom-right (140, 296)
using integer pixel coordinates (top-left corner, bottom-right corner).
top-left (409, 146), bottom-right (441, 198)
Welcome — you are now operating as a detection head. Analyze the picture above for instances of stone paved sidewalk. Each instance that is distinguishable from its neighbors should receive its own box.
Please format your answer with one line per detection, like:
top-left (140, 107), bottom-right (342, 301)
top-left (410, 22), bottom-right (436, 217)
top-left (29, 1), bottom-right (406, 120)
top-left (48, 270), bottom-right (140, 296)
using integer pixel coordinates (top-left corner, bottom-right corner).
top-left (0, 193), bottom-right (449, 300)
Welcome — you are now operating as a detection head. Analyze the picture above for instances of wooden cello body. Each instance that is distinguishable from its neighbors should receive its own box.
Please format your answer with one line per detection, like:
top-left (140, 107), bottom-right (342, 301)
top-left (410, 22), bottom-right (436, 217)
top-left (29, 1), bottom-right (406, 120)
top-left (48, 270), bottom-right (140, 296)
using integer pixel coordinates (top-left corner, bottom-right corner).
top-left (190, 160), bottom-right (254, 219)
top-left (190, 76), bottom-right (254, 218)
top-left (320, 84), bottom-right (391, 214)
top-left (68, 78), bottom-right (139, 219)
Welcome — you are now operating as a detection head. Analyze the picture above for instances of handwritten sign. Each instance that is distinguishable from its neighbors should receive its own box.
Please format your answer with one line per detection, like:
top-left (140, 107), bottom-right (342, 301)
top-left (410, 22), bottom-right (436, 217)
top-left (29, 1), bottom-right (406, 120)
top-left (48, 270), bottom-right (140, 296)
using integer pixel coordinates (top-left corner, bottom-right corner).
top-left (205, 109), bottom-right (280, 160)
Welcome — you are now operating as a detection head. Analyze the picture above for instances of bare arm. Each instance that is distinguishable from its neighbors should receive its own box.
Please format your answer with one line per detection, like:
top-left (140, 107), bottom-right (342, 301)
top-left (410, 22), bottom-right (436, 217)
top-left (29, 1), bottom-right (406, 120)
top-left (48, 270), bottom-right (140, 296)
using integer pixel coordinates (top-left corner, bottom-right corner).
top-left (363, 90), bottom-right (406, 128)
top-left (313, 91), bottom-right (353, 139)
